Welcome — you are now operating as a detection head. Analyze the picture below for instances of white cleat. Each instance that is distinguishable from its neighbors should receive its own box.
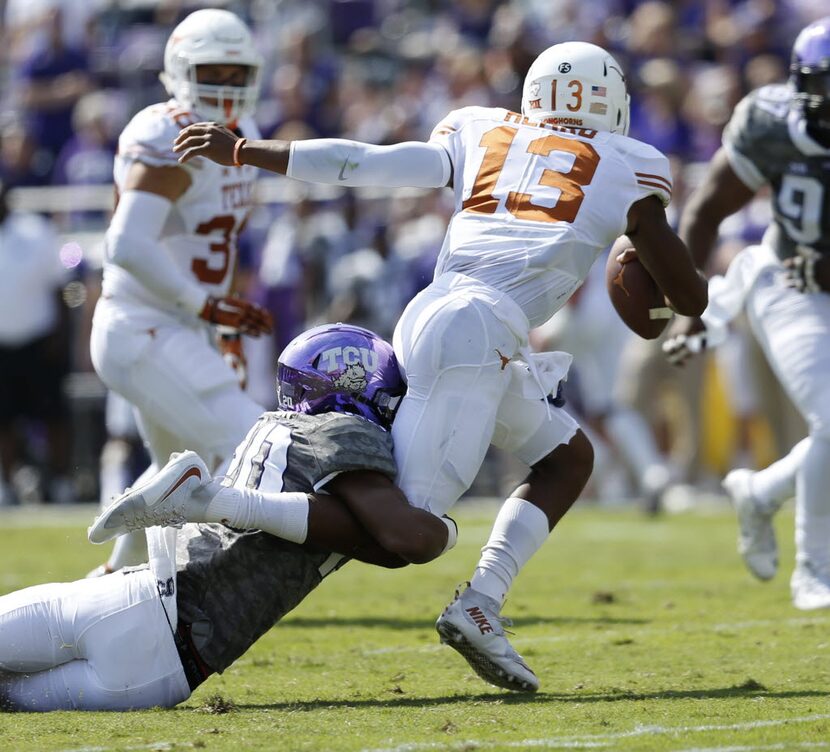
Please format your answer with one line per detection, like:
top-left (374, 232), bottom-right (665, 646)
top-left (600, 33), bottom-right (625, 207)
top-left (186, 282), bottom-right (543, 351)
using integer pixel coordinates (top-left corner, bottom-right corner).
top-left (791, 561), bottom-right (830, 610)
top-left (88, 451), bottom-right (209, 544)
top-left (436, 584), bottom-right (539, 692)
top-left (723, 468), bottom-right (777, 581)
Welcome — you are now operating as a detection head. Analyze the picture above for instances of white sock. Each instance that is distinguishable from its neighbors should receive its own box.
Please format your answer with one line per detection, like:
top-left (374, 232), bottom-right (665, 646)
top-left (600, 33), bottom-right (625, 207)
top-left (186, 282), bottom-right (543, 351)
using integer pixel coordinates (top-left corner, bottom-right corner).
top-left (796, 436), bottom-right (830, 569)
top-left (99, 440), bottom-right (131, 510)
top-left (751, 438), bottom-right (810, 514)
top-left (470, 497), bottom-right (550, 605)
top-left (605, 408), bottom-right (670, 494)
top-left (107, 530), bottom-right (148, 570)
top-left (197, 482), bottom-right (310, 544)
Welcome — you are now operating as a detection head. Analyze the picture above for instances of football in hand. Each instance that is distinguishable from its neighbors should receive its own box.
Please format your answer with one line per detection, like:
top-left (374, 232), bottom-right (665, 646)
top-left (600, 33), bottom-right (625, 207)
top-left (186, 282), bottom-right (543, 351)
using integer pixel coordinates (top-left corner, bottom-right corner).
top-left (605, 236), bottom-right (673, 340)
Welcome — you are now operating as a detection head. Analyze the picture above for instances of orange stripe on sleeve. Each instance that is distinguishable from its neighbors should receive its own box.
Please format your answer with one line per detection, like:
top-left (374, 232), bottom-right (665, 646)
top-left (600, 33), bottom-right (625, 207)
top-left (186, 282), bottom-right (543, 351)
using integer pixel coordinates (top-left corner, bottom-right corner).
top-left (637, 179), bottom-right (672, 195)
top-left (635, 172), bottom-right (672, 190)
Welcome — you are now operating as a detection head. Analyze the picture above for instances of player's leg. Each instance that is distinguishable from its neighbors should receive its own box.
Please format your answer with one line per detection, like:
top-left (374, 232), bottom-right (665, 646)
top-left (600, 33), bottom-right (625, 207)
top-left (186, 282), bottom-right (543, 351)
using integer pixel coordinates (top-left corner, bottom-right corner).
top-left (92, 314), bottom-right (263, 469)
top-left (391, 289), bottom-right (517, 516)
top-left (435, 374), bottom-right (589, 692)
top-left (747, 270), bottom-right (830, 607)
top-left (124, 330), bottom-right (263, 468)
top-left (0, 570), bottom-right (189, 710)
top-left (723, 437), bottom-right (810, 581)
top-left (473, 420), bottom-right (592, 605)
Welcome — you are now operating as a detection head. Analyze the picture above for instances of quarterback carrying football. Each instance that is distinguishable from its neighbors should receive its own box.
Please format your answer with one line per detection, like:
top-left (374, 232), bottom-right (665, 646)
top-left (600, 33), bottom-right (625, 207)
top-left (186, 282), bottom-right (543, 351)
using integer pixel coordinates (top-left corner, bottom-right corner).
top-left (666, 16), bottom-right (830, 610)
top-left (175, 41), bottom-right (707, 691)
top-left (88, 9), bottom-right (273, 574)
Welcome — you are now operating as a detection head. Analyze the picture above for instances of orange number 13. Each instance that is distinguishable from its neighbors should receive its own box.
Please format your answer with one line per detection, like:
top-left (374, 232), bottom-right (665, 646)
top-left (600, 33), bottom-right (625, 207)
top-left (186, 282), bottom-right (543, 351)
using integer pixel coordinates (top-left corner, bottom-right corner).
top-left (462, 125), bottom-right (600, 224)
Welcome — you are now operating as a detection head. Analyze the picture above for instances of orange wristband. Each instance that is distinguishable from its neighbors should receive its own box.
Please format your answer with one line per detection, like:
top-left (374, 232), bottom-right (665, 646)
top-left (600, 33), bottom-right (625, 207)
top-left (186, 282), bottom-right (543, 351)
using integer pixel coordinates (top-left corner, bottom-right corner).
top-left (233, 137), bottom-right (248, 167)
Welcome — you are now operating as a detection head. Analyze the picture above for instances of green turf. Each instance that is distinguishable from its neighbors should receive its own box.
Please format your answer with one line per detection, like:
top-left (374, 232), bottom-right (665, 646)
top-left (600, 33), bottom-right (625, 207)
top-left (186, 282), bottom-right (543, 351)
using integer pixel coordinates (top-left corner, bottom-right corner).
top-left (1, 501), bottom-right (829, 752)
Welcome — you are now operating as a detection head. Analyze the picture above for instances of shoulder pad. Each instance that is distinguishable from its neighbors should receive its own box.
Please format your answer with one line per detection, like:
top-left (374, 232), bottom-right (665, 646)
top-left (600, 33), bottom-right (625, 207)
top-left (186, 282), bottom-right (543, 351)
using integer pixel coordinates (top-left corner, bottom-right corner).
top-left (612, 135), bottom-right (673, 206)
top-left (303, 412), bottom-right (396, 483)
top-left (118, 102), bottom-right (199, 168)
top-left (431, 106), bottom-right (507, 138)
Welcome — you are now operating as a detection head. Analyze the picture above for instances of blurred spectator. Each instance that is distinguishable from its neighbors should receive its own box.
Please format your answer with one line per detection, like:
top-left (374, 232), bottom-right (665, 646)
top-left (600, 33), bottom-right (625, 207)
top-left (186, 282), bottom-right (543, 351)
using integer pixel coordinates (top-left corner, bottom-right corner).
top-left (0, 119), bottom-right (48, 187)
top-left (629, 58), bottom-right (691, 159)
top-left (682, 63), bottom-right (742, 161)
top-left (12, 8), bottom-right (94, 181)
top-left (52, 90), bottom-right (119, 189)
top-left (0, 179), bottom-right (74, 504)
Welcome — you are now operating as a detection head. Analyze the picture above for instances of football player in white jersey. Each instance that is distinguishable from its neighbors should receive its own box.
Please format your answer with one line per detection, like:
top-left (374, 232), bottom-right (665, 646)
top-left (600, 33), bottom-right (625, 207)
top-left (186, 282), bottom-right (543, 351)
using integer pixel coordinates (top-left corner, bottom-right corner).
top-left (88, 9), bottom-right (272, 574)
top-left (666, 16), bottom-right (830, 611)
top-left (173, 41), bottom-right (707, 691)
top-left (0, 324), bottom-right (457, 711)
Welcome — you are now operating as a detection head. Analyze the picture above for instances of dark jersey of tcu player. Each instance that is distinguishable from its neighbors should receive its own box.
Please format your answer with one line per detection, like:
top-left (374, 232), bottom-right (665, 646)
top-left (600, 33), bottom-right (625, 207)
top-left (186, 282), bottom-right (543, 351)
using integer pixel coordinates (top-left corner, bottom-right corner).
top-left (682, 15), bottom-right (830, 281)
top-left (666, 17), bottom-right (830, 612)
top-left (0, 325), bottom-right (454, 711)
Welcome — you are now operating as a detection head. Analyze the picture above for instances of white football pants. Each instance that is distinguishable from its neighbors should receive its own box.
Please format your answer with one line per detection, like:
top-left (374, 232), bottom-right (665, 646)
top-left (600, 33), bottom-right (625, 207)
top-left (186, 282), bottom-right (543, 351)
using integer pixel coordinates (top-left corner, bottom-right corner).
top-left (392, 273), bottom-right (578, 517)
top-left (91, 298), bottom-right (263, 469)
top-left (0, 569), bottom-right (190, 711)
top-left (746, 265), bottom-right (830, 568)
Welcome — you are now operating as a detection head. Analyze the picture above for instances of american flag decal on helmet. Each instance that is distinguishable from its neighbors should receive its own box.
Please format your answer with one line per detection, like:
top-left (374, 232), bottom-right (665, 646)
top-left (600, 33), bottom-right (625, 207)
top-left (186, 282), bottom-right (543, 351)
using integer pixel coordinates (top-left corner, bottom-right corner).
top-left (591, 85), bottom-right (607, 97)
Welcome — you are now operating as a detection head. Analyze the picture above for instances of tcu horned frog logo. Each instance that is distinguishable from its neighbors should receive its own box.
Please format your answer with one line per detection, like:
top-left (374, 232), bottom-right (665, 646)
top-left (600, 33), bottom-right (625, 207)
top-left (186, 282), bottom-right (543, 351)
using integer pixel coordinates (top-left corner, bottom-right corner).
top-left (333, 363), bottom-right (368, 394)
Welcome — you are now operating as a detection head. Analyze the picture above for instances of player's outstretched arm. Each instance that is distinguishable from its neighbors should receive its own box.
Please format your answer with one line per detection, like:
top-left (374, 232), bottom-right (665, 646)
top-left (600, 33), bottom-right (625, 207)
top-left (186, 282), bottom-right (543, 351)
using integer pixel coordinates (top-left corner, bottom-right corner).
top-left (172, 123), bottom-right (451, 189)
top-left (679, 148), bottom-right (756, 268)
top-left (174, 122), bottom-right (290, 171)
top-left (625, 195), bottom-right (708, 317)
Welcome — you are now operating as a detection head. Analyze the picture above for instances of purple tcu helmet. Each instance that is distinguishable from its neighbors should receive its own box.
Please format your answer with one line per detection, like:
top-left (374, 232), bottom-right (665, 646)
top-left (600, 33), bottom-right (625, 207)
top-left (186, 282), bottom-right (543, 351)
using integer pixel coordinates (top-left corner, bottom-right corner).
top-left (791, 16), bottom-right (830, 143)
top-left (276, 323), bottom-right (406, 429)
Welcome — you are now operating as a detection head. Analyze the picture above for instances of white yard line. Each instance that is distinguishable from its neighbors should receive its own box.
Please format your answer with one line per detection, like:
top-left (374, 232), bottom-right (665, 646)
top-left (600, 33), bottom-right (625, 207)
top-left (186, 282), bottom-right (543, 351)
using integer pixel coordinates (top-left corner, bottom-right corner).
top-left (676, 743), bottom-right (830, 752)
top-left (60, 744), bottom-right (179, 752)
top-left (364, 714), bottom-right (830, 752)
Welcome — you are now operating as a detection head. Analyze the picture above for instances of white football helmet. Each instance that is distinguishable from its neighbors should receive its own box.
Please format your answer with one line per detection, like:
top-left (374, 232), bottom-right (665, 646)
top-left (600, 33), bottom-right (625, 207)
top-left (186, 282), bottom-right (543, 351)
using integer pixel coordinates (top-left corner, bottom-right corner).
top-left (160, 9), bottom-right (263, 124)
top-left (521, 42), bottom-right (630, 135)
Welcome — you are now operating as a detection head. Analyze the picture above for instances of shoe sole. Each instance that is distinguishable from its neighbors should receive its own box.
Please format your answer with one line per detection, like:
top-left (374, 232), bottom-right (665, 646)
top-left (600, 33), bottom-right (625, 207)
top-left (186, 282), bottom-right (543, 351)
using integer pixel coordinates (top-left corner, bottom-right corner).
top-left (436, 620), bottom-right (538, 692)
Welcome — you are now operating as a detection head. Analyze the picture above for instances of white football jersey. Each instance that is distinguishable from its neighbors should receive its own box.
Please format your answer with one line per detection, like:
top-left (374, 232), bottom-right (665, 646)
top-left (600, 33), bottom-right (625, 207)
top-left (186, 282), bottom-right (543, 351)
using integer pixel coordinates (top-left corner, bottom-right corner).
top-left (103, 99), bottom-right (260, 314)
top-left (429, 106), bottom-right (672, 328)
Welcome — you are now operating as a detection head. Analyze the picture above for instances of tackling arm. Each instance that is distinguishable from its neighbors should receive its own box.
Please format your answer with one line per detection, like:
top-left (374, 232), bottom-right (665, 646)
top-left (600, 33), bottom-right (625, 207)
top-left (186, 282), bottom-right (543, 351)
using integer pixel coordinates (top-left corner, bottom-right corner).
top-left (323, 471), bottom-right (456, 564)
top-left (209, 468), bottom-right (456, 566)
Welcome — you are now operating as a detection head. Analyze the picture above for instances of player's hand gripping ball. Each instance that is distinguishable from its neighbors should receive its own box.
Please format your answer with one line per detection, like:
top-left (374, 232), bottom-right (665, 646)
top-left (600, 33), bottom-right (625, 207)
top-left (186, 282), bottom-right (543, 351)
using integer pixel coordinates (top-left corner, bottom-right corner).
top-left (605, 236), bottom-right (673, 340)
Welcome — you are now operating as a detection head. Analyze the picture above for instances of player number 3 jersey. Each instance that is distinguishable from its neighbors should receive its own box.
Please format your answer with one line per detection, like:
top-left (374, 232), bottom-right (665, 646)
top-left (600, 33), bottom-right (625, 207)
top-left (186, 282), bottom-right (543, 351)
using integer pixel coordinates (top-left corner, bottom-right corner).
top-left (104, 100), bottom-right (260, 315)
top-left (429, 106), bottom-right (673, 328)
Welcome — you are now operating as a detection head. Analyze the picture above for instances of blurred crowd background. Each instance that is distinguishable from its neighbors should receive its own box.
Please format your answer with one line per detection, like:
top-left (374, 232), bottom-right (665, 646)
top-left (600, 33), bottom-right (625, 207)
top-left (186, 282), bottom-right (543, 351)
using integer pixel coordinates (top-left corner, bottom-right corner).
top-left (0, 0), bottom-right (821, 506)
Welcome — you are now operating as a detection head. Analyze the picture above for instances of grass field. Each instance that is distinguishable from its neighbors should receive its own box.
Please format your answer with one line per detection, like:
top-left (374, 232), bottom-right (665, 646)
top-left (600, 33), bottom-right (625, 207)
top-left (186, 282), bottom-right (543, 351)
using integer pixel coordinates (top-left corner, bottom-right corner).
top-left (1, 500), bottom-right (829, 752)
